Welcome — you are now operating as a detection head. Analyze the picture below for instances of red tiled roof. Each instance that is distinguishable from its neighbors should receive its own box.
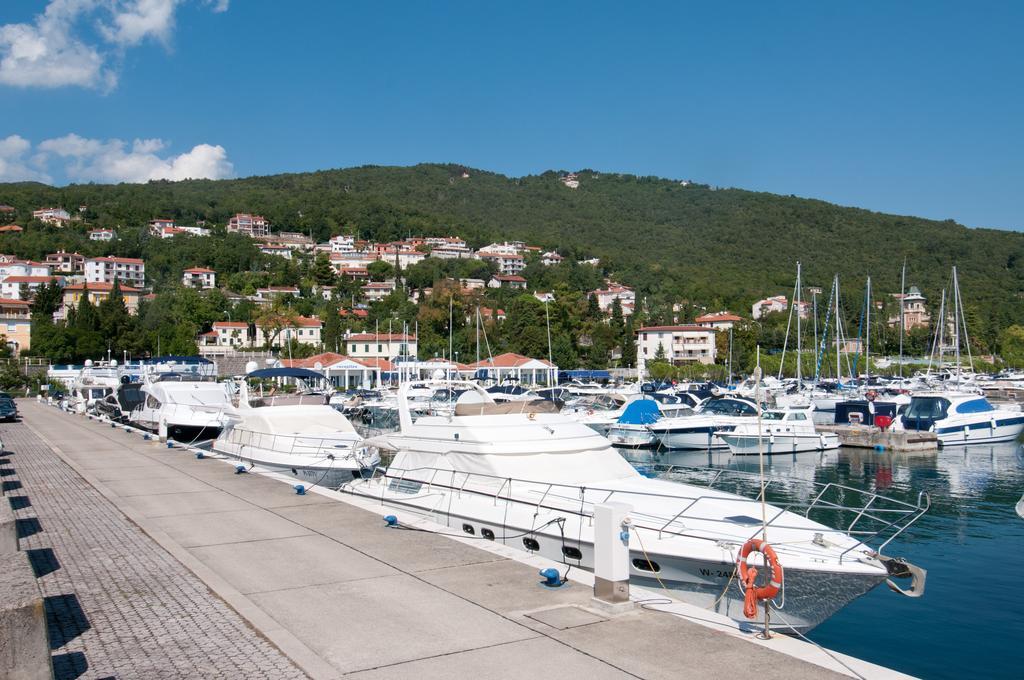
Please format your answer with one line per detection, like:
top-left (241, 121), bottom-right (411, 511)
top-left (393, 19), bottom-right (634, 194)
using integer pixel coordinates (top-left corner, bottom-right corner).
top-left (64, 282), bottom-right (140, 293)
top-left (469, 352), bottom-right (554, 368)
top-left (493, 275), bottom-right (526, 282)
top-left (0, 225), bottom-right (23, 232)
top-left (295, 316), bottom-right (322, 328)
top-left (1, 275), bottom-right (60, 283)
top-left (695, 313), bottom-right (742, 323)
top-left (0, 297), bottom-right (30, 307)
top-left (635, 325), bottom-right (712, 333)
top-left (89, 256), bottom-right (144, 265)
top-left (213, 321), bottom-right (248, 329)
top-left (339, 309), bottom-right (369, 318)
top-left (184, 267), bottom-right (215, 273)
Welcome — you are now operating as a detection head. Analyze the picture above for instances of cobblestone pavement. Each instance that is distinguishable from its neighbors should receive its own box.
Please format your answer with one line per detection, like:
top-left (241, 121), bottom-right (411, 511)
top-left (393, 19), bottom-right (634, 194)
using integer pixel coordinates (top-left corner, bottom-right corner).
top-left (1, 417), bottom-right (308, 680)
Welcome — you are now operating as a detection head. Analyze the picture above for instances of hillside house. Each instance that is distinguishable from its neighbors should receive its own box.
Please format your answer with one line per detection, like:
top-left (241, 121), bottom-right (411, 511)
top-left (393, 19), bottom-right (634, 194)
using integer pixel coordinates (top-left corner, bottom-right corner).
top-left (182, 267), bottom-right (216, 289)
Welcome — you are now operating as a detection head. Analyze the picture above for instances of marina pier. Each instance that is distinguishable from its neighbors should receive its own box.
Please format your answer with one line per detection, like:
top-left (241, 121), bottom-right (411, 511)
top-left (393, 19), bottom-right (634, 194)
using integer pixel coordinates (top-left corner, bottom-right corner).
top-left (0, 399), bottom-right (911, 679)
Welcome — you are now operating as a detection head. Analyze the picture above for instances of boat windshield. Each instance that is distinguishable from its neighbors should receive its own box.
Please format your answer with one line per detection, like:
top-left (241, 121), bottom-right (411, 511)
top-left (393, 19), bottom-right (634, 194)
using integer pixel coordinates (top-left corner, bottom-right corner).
top-left (701, 399), bottom-right (757, 416)
top-left (762, 411), bottom-right (785, 420)
top-left (905, 397), bottom-right (950, 420)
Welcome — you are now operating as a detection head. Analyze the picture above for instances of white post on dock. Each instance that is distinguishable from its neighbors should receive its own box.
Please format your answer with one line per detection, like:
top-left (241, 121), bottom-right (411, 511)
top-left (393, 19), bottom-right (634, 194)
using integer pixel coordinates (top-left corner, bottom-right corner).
top-left (593, 502), bottom-right (633, 607)
top-left (158, 418), bottom-right (168, 443)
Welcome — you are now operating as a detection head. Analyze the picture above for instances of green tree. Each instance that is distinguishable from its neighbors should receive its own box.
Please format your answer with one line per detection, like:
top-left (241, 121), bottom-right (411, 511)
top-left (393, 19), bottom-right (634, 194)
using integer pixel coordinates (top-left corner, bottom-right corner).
top-left (367, 260), bottom-right (394, 282)
top-left (311, 253), bottom-right (337, 286)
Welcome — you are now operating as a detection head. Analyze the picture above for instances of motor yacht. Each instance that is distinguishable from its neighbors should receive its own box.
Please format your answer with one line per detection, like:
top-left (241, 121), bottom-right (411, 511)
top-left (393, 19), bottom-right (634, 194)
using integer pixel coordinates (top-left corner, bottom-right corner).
top-left (345, 380), bottom-right (928, 632)
top-left (127, 357), bottom-right (230, 442)
top-left (901, 392), bottom-right (1024, 446)
top-left (213, 377), bottom-right (378, 488)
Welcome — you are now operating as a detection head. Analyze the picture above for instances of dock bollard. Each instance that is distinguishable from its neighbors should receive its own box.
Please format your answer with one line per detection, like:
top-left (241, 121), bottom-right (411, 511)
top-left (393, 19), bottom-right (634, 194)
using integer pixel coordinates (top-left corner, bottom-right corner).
top-left (593, 502), bottom-right (633, 606)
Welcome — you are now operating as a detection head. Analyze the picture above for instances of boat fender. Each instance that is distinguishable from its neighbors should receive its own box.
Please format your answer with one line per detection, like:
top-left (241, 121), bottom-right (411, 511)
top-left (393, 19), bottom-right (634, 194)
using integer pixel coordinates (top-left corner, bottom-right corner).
top-left (234, 465), bottom-right (247, 474)
top-left (737, 539), bottom-right (784, 619)
top-left (383, 515), bottom-right (398, 527)
top-left (143, 433), bottom-right (151, 440)
top-left (539, 567), bottom-right (564, 588)
top-left (166, 440), bottom-right (175, 449)
top-left (294, 484), bottom-right (306, 495)
top-left (195, 451), bottom-right (205, 459)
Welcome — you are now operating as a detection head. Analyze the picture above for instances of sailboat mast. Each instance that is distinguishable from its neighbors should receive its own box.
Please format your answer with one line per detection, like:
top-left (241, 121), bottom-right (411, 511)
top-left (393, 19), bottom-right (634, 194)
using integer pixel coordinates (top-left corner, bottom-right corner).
top-left (899, 259), bottom-right (906, 378)
top-left (835, 275), bottom-right (841, 383)
top-left (952, 266), bottom-right (962, 382)
top-left (796, 261), bottom-right (802, 383)
top-left (865, 275), bottom-right (871, 379)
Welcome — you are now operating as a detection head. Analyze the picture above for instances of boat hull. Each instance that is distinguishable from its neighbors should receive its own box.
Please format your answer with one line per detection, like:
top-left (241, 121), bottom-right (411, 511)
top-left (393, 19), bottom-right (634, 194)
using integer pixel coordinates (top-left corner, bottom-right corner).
top-left (650, 426), bottom-right (730, 450)
top-left (931, 417), bottom-right (1024, 446)
top-left (719, 433), bottom-right (840, 455)
top-left (352, 488), bottom-right (885, 633)
top-left (607, 426), bottom-right (658, 448)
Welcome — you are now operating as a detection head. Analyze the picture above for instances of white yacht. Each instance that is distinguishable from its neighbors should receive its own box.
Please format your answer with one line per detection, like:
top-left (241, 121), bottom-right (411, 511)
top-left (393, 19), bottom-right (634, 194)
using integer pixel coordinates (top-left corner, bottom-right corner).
top-left (901, 392), bottom-right (1024, 445)
top-left (718, 409), bottom-right (840, 455)
top-left (647, 396), bottom-right (760, 450)
top-left (213, 375), bottom-right (378, 487)
top-left (67, 360), bottom-right (124, 413)
top-left (345, 381), bottom-right (928, 632)
top-left (127, 357), bottom-right (230, 442)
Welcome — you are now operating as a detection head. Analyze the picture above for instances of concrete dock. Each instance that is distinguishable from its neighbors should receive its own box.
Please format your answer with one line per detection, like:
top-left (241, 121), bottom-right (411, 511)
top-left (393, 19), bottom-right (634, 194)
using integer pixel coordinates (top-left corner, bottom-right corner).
top-left (2, 400), bottom-right (912, 679)
top-left (817, 424), bottom-right (938, 452)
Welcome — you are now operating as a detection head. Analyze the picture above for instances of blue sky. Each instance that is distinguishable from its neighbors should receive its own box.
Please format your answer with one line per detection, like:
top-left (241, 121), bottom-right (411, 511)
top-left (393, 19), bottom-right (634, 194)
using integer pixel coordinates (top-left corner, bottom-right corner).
top-left (1, 1), bottom-right (1022, 229)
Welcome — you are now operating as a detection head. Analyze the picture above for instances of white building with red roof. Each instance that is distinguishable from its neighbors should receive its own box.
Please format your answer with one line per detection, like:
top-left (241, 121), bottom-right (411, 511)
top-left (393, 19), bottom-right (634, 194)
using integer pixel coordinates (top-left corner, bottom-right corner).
top-left (541, 251), bottom-right (564, 266)
top-left (227, 213), bottom-right (270, 237)
top-left (592, 284), bottom-right (635, 313)
top-left (199, 321), bottom-right (251, 348)
top-left (45, 251), bottom-right (84, 274)
top-left (345, 332), bottom-right (417, 361)
top-left (362, 280), bottom-right (396, 302)
top-left (469, 352), bottom-right (557, 385)
top-left (636, 325), bottom-right (717, 368)
top-left (488, 274), bottom-right (527, 289)
top-left (32, 207), bottom-right (70, 226)
top-left (752, 295), bottom-right (787, 320)
top-left (85, 256), bottom-right (145, 288)
top-left (256, 316), bottom-right (322, 347)
top-left (0, 275), bottom-right (64, 300)
top-left (182, 267), bottom-right (216, 289)
top-left (694, 312), bottom-right (742, 330)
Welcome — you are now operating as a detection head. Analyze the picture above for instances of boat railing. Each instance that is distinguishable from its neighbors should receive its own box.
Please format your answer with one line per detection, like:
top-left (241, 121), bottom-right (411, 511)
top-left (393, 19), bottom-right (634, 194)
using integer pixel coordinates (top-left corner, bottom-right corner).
top-left (363, 464), bottom-right (929, 559)
top-left (222, 427), bottom-right (361, 460)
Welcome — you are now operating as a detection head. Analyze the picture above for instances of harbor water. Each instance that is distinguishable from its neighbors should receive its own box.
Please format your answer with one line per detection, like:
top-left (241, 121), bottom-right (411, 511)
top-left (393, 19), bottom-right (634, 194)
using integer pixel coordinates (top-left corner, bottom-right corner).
top-left (618, 442), bottom-right (1024, 680)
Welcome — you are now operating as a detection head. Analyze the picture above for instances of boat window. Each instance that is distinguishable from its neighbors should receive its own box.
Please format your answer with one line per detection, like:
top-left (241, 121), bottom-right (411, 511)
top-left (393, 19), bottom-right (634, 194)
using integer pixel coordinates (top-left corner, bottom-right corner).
top-left (762, 411), bottom-right (784, 421)
top-left (523, 537), bottom-right (540, 551)
top-left (702, 399), bottom-right (756, 416)
top-left (462, 523), bottom-right (475, 535)
top-left (789, 412), bottom-right (807, 421)
top-left (632, 558), bottom-right (661, 573)
top-left (905, 397), bottom-right (950, 420)
top-left (481, 528), bottom-right (495, 540)
top-left (145, 395), bottom-right (161, 409)
top-left (956, 398), bottom-right (995, 414)
top-left (561, 546), bottom-right (583, 560)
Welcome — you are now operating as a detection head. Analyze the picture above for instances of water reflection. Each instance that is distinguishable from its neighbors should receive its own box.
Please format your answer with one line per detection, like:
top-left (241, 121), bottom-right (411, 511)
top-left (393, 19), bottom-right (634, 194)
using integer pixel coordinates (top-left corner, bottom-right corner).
top-left (616, 442), bottom-right (1024, 679)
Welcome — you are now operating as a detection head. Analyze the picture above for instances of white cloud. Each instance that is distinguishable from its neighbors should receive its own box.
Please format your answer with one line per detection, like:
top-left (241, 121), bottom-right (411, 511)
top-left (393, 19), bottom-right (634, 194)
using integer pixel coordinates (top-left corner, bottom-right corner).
top-left (0, 135), bottom-right (52, 183)
top-left (98, 0), bottom-right (181, 47)
top-left (38, 133), bottom-right (234, 182)
top-left (0, 0), bottom-right (225, 90)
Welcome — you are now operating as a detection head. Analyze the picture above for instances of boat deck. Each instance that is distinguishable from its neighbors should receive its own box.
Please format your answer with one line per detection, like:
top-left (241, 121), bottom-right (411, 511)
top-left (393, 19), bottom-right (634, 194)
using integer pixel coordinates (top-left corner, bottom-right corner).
top-left (4, 399), bottom-right (912, 679)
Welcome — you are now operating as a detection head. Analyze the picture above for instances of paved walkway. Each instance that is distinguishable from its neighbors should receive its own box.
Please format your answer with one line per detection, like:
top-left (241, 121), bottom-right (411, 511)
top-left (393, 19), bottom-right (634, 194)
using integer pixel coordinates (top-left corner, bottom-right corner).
top-left (2, 411), bottom-right (307, 679)
top-left (8, 400), bottom-right (871, 680)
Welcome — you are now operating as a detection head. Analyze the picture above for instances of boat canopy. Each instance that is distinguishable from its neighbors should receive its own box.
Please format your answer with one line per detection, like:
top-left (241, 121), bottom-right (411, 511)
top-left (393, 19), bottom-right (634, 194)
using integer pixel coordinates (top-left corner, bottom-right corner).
top-left (617, 399), bottom-right (661, 425)
top-left (144, 355), bottom-right (213, 364)
top-left (560, 369), bottom-right (611, 381)
top-left (247, 367), bottom-right (324, 380)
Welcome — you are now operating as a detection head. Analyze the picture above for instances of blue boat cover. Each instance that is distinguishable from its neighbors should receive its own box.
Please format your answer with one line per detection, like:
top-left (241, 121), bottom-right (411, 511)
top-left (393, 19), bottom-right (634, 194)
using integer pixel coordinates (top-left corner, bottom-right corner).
top-left (560, 369), bottom-right (611, 381)
top-left (247, 367), bottom-right (324, 380)
top-left (617, 399), bottom-right (661, 425)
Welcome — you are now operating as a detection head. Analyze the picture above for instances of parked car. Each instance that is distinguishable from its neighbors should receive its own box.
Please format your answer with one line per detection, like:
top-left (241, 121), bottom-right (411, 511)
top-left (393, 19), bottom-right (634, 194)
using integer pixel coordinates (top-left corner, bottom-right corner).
top-left (0, 396), bottom-right (18, 422)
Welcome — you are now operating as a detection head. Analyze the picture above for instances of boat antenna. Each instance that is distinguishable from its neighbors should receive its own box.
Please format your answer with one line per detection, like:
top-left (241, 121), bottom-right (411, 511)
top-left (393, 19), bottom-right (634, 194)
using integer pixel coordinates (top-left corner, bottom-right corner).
top-left (777, 263), bottom-right (799, 380)
top-left (796, 261), bottom-right (802, 384)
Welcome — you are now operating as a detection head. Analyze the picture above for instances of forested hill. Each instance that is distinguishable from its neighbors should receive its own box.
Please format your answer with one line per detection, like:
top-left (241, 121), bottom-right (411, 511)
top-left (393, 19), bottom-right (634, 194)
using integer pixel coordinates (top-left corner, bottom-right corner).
top-left (2, 163), bottom-right (1022, 334)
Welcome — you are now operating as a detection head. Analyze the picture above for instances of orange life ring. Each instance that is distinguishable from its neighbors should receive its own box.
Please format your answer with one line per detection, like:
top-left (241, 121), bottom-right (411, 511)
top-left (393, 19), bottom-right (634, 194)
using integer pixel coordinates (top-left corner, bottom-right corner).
top-left (737, 538), bottom-right (784, 619)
